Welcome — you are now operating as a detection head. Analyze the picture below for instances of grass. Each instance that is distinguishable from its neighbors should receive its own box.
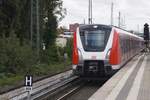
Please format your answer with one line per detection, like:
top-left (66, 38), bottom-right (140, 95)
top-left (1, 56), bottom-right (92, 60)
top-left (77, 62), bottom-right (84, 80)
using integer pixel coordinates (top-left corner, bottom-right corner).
top-left (0, 75), bottom-right (23, 86)
top-left (31, 60), bottom-right (71, 76)
top-left (0, 60), bottom-right (71, 92)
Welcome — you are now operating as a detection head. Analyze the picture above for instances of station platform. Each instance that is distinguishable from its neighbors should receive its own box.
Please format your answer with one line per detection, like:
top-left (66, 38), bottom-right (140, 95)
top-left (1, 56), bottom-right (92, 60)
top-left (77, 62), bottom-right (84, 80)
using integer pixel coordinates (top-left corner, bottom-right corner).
top-left (89, 53), bottom-right (150, 100)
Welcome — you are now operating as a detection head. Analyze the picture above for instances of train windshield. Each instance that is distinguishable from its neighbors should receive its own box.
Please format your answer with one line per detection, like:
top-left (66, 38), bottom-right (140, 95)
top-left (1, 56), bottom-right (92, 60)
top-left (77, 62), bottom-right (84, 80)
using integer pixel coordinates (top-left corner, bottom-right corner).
top-left (80, 26), bottom-right (111, 51)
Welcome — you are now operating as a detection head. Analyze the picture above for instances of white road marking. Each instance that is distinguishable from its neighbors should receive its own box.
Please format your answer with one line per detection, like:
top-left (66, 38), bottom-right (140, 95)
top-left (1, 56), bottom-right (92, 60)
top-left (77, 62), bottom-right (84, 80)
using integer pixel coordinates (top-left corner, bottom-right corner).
top-left (105, 54), bottom-right (143, 100)
top-left (126, 56), bottom-right (147, 100)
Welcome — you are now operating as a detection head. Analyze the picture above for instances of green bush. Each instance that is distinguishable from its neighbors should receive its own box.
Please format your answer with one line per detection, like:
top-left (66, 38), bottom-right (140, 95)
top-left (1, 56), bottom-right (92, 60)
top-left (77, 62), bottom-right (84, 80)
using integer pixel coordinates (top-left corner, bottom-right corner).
top-left (40, 45), bottom-right (61, 64)
top-left (64, 38), bottom-right (73, 60)
top-left (0, 36), bottom-right (37, 75)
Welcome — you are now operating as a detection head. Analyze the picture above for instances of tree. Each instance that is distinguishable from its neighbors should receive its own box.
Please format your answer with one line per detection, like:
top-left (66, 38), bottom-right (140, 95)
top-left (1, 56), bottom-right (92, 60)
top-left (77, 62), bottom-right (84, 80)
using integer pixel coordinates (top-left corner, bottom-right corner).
top-left (0, 0), bottom-right (17, 37)
top-left (40, 0), bottom-right (66, 48)
top-left (0, 0), bottom-right (67, 75)
top-left (0, 0), bottom-right (31, 46)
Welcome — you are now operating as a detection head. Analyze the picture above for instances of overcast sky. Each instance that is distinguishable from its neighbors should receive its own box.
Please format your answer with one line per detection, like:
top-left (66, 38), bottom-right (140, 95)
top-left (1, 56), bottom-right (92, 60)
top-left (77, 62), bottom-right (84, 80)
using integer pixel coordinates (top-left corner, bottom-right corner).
top-left (59, 0), bottom-right (150, 32)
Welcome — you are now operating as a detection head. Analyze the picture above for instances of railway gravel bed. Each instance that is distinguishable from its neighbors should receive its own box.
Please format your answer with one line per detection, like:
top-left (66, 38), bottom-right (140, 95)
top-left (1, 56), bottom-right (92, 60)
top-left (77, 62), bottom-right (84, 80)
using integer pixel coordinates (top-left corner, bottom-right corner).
top-left (44, 77), bottom-right (109, 100)
top-left (0, 70), bottom-right (77, 100)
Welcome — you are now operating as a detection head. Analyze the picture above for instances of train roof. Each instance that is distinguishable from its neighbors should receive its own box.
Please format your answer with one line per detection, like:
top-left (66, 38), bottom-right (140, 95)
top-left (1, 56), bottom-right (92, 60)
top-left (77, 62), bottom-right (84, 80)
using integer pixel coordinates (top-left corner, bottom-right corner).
top-left (79, 24), bottom-right (143, 40)
top-left (112, 26), bottom-right (143, 40)
top-left (79, 24), bottom-right (112, 29)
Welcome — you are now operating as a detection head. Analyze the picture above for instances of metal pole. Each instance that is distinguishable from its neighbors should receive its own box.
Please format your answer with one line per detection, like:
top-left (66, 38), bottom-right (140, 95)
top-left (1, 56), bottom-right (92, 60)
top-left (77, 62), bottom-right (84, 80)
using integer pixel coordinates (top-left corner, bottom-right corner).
top-left (27, 91), bottom-right (31, 100)
top-left (111, 2), bottom-right (114, 26)
top-left (91, 0), bottom-right (92, 24)
top-left (36, 0), bottom-right (40, 60)
top-left (118, 11), bottom-right (121, 28)
top-left (88, 0), bottom-right (90, 24)
top-left (30, 0), bottom-right (33, 47)
top-left (83, 18), bottom-right (85, 24)
top-left (123, 15), bottom-right (126, 29)
top-left (88, 0), bottom-right (93, 24)
top-left (137, 24), bottom-right (139, 32)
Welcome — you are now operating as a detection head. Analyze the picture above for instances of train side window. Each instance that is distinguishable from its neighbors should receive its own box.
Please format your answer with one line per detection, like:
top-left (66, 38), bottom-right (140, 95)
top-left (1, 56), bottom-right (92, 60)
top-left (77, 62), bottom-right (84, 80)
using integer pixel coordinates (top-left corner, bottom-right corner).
top-left (123, 39), bottom-right (126, 54)
top-left (125, 38), bottom-right (128, 53)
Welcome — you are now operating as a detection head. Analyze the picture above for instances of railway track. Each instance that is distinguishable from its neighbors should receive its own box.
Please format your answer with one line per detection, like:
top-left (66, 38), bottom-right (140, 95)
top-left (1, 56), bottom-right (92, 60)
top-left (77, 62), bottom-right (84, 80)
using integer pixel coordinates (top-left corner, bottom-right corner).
top-left (0, 70), bottom-right (110, 100)
top-left (44, 77), bottom-right (109, 100)
top-left (0, 70), bottom-right (78, 100)
top-left (57, 85), bottom-right (82, 100)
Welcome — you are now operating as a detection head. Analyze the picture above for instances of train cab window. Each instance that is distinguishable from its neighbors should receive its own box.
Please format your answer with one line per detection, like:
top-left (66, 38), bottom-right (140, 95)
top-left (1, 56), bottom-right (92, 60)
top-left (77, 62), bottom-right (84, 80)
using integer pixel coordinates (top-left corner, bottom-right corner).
top-left (79, 25), bottom-right (111, 52)
top-left (85, 30), bottom-right (105, 47)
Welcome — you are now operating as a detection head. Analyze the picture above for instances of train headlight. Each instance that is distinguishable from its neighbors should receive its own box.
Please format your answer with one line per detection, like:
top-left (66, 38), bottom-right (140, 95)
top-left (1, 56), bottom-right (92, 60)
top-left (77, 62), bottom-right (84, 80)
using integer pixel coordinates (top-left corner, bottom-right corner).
top-left (106, 49), bottom-right (111, 60)
top-left (72, 65), bottom-right (77, 70)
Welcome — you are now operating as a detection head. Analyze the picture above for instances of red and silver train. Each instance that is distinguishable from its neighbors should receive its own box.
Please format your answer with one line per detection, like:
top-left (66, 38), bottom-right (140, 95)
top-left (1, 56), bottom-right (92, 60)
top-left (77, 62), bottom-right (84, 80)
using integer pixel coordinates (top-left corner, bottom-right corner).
top-left (72, 24), bottom-right (144, 77)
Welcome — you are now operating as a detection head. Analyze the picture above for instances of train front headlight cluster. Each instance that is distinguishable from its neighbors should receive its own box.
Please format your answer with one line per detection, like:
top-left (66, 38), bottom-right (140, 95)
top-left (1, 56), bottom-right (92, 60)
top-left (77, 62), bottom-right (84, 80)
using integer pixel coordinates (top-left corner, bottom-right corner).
top-left (72, 65), bottom-right (77, 70)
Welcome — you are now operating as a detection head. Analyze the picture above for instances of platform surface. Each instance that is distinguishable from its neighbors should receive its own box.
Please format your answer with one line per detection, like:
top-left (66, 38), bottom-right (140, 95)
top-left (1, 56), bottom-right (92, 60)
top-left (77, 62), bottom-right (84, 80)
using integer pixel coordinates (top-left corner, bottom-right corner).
top-left (89, 53), bottom-right (150, 100)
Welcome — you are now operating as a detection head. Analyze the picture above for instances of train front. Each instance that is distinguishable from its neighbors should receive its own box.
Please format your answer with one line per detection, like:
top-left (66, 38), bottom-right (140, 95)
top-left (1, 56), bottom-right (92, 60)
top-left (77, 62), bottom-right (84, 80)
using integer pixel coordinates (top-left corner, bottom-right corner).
top-left (72, 24), bottom-right (113, 77)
